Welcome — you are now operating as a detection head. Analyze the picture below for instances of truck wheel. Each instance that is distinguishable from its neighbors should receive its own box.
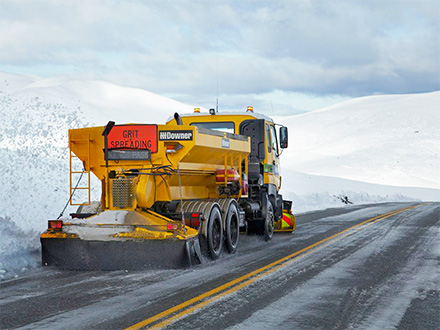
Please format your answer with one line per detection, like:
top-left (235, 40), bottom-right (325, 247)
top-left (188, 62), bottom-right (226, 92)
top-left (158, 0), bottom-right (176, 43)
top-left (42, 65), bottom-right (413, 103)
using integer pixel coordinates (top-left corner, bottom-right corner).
top-left (263, 200), bottom-right (275, 241)
top-left (207, 206), bottom-right (223, 259)
top-left (225, 202), bottom-right (240, 254)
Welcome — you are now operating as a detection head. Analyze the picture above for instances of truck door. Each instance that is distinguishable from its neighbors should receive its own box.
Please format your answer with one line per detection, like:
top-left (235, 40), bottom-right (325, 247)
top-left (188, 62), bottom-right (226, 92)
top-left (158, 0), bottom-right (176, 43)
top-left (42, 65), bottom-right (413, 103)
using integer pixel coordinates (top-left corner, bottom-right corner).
top-left (239, 119), bottom-right (265, 183)
top-left (265, 123), bottom-right (281, 190)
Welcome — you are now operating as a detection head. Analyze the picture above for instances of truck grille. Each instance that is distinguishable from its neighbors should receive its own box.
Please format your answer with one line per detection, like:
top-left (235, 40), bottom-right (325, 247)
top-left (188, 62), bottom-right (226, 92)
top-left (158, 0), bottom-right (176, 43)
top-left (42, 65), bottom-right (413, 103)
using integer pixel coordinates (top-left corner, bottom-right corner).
top-left (112, 177), bottom-right (134, 208)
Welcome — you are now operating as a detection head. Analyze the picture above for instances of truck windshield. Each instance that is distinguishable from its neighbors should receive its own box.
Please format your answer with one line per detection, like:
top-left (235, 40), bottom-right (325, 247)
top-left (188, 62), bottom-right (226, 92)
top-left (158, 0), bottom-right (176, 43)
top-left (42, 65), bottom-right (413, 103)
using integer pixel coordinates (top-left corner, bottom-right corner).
top-left (190, 122), bottom-right (235, 134)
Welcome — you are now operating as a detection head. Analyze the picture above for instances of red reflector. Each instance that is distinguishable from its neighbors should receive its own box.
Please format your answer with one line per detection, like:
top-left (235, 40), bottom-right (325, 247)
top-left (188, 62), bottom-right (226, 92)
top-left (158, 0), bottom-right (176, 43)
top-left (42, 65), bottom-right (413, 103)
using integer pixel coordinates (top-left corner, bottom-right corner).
top-left (167, 223), bottom-right (178, 231)
top-left (48, 220), bottom-right (63, 230)
top-left (191, 213), bottom-right (199, 218)
top-left (215, 169), bottom-right (239, 182)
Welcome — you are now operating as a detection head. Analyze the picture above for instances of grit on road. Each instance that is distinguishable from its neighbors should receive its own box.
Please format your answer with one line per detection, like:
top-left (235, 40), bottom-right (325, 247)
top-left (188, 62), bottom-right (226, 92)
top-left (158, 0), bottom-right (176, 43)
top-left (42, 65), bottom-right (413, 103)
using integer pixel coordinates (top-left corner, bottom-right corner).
top-left (1, 202), bottom-right (439, 329)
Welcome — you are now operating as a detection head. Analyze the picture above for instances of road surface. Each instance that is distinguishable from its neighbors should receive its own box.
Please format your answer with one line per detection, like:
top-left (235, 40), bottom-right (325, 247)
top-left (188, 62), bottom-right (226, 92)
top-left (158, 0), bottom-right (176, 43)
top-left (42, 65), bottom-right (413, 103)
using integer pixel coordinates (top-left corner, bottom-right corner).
top-left (1, 202), bottom-right (439, 329)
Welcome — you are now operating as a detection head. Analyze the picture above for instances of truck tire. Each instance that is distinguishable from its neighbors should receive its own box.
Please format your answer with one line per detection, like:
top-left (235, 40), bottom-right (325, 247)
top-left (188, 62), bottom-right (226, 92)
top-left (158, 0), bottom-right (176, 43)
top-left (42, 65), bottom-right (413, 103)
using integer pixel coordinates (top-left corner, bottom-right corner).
top-left (207, 206), bottom-right (223, 259)
top-left (263, 201), bottom-right (275, 241)
top-left (224, 202), bottom-right (240, 254)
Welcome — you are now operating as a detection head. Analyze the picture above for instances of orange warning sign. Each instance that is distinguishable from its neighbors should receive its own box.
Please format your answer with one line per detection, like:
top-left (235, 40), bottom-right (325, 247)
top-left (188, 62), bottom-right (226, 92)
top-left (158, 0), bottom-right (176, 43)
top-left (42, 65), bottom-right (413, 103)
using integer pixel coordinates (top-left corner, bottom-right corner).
top-left (107, 125), bottom-right (157, 153)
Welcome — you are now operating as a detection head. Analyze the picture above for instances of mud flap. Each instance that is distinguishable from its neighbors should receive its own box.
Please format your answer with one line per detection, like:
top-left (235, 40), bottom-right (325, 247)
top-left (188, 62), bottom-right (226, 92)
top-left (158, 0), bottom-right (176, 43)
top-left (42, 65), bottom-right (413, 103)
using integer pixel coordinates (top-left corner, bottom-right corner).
top-left (185, 238), bottom-right (202, 266)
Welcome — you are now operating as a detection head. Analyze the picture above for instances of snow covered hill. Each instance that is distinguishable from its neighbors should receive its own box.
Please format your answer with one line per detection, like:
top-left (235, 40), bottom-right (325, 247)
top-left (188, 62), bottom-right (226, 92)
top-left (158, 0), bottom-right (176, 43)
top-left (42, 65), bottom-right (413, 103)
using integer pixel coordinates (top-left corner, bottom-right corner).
top-left (277, 92), bottom-right (440, 190)
top-left (1, 70), bottom-right (439, 278)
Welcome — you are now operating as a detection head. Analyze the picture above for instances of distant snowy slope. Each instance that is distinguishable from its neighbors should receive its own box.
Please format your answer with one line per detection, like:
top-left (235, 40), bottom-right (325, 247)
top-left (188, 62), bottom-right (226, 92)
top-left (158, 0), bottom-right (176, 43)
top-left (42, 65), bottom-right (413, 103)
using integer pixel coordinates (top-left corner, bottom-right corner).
top-left (12, 77), bottom-right (197, 125)
top-left (277, 92), bottom-right (440, 190)
top-left (0, 71), bottom-right (38, 93)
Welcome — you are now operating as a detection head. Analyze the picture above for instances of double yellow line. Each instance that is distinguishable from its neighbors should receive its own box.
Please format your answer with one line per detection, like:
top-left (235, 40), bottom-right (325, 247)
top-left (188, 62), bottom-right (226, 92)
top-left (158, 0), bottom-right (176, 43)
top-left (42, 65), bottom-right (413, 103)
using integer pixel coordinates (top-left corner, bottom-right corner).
top-left (126, 204), bottom-right (420, 330)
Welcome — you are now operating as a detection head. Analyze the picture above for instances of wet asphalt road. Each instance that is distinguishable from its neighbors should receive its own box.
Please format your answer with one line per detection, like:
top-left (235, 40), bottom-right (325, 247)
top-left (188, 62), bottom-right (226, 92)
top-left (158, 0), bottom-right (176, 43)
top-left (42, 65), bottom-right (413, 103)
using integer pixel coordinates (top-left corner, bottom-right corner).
top-left (1, 202), bottom-right (439, 329)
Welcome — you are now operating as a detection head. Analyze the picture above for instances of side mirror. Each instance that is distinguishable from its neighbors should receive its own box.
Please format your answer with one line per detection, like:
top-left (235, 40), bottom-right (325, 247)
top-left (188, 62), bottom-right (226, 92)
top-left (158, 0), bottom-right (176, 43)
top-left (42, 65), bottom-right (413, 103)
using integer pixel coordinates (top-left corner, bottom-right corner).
top-left (279, 126), bottom-right (288, 149)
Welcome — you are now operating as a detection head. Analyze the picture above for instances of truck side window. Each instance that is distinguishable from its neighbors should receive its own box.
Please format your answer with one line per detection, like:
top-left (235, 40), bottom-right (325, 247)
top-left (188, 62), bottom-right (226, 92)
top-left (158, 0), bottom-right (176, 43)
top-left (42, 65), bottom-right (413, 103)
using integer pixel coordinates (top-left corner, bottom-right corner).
top-left (270, 125), bottom-right (279, 156)
top-left (266, 124), bottom-right (271, 153)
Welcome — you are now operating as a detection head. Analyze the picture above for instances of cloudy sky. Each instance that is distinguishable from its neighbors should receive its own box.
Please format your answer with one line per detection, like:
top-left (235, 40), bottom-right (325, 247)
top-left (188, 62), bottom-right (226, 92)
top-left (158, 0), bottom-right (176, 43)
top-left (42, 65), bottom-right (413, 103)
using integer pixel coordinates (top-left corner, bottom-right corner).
top-left (1, 0), bottom-right (439, 114)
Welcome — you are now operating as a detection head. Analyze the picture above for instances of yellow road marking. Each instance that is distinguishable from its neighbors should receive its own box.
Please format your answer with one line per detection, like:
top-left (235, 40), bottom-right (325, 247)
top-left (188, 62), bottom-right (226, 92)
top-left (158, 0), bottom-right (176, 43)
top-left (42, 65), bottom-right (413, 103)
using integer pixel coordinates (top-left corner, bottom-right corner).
top-left (126, 204), bottom-right (420, 330)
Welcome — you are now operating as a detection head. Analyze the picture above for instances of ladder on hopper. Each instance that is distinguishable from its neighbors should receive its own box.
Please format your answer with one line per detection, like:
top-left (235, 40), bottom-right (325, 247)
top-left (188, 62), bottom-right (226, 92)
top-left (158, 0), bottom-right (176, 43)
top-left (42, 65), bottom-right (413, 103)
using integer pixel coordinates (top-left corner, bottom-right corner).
top-left (69, 135), bottom-right (91, 206)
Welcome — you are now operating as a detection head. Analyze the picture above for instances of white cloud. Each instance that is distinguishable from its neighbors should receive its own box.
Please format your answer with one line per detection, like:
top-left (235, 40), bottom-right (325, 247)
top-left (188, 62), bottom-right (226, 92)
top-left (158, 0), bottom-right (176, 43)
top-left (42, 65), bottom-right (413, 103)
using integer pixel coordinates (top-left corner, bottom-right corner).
top-left (0, 0), bottom-right (438, 112)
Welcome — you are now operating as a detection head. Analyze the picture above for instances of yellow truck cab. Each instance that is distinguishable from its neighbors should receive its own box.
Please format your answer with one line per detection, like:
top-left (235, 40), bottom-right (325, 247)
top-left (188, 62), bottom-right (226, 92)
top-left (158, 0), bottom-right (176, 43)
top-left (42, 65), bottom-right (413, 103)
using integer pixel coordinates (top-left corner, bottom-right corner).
top-left (168, 107), bottom-right (290, 239)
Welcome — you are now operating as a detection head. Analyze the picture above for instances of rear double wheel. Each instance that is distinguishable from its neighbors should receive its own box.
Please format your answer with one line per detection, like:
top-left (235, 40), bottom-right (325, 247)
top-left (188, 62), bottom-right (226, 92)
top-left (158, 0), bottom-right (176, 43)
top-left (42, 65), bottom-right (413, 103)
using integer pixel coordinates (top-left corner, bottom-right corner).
top-left (207, 206), bottom-right (223, 259)
top-left (224, 202), bottom-right (240, 253)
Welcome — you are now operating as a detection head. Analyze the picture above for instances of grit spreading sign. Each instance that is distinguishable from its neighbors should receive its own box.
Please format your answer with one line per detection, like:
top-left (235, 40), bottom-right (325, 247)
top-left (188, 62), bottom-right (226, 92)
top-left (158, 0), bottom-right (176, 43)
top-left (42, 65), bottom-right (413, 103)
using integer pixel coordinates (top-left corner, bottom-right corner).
top-left (106, 125), bottom-right (158, 153)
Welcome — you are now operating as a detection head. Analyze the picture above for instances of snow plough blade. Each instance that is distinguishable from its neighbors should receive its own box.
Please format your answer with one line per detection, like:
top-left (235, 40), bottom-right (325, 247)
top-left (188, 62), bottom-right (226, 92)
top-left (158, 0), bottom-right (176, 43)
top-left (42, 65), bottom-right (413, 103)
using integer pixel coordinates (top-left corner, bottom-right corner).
top-left (40, 210), bottom-right (201, 270)
top-left (274, 210), bottom-right (296, 233)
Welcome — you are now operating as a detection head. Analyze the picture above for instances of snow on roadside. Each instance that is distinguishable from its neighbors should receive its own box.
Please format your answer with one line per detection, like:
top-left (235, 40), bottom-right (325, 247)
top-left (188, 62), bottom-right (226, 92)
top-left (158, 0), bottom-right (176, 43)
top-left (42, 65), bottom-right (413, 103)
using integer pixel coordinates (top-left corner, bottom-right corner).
top-left (0, 217), bottom-right (40, 280)
top-left (285, 191), bottom-right (418, 215)
top-left (280, 169), bottom-right (439, 214)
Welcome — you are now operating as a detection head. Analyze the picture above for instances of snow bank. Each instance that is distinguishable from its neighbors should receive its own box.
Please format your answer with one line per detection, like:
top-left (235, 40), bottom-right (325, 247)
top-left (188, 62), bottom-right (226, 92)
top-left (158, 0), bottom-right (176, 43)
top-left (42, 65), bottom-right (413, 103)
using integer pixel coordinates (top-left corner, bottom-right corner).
top-left (0, 217), bottom-right (40, 280)
top-left (280, 169), bottom-right (439, 213)
top-left (285, 191), bottom-right (419, 215)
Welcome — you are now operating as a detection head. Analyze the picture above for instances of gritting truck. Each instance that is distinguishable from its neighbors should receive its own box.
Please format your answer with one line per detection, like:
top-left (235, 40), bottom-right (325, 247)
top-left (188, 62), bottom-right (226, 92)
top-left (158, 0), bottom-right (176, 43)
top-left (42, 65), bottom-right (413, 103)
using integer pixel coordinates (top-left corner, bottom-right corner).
top-left (40, 107), bottom-right (296, 269)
